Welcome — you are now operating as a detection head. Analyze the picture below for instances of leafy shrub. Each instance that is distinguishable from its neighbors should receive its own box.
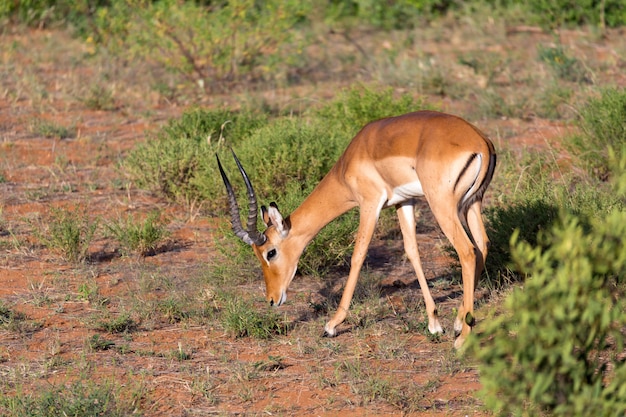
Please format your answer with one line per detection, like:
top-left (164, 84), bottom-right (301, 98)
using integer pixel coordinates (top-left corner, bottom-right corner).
top-left (472, 206), bottom-right (626, 416)
top-left (323, 0), bottom-right (455, 30)
top-left (522, 0), bottom-right (626, 29)
top-left (123, 107), bottom-right (267, 210)
top-left (233, 118), bottom-right (347, 199)
top-left (568, 87), bottom-right (626, 180)
top-left (483, 122), bottom-right (624, 286)
top-left (93, 0), bottom-right (310, 91)
top-left (314, 85), bottom-right (431, 138)
top-left (0, 0), bottom-right (106, 31)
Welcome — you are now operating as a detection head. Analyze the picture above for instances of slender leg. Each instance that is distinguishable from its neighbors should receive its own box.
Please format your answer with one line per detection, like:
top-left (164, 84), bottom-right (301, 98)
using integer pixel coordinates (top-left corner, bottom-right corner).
top-left (324, 202), bottom-right (381, 336)
top-left (427, 197), bottom-right (477, 349)
top-left (467, 201), bottom-right (489, 282)
top-left (452, 201), bottom-right (489, 336)
top-left (396, 203), bottom-right (443, 334)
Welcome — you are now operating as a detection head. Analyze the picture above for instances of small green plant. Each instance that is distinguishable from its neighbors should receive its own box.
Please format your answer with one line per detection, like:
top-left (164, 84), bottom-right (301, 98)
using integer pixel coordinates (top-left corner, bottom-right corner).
top-left (220, 295), bottom-right (289, 339)
top-left (77, 280), bottom-right (98, 302)
top-left (170, 342), bottom-right (192, 361)
top-left (253, 355), bottom-right (287, 372)
top-left (87, 334), bottom-right (115, 351)
top-left (37, 206), bottom-right (98, 263)
top-left (82, 84), bottom-right (116, 111)
top-left (568, 87), bottom-right (626, 180)
top-left (29, 118), bottom-right (75, 139)
top-left (93, 312), bottom-right (136, 334)
top-left (0, 301), bottom-right (27, 330)
top-left (538, 43), bottom-right (588, 83)
top-left (106, 210), bottom-right (168, 256)
top-left (157, 297), bottom-right (190, 324)
top-left (334, 360), bottom-right (423, 410)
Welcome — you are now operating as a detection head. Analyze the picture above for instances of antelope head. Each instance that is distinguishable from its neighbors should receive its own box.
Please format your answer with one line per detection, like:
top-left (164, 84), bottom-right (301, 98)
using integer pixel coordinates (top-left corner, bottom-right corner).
top-left (216, 151), bottom-right (298, 307)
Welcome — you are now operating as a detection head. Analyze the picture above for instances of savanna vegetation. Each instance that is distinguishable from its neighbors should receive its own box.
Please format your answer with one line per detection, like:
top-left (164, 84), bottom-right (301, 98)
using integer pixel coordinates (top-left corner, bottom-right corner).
top-left (0, 0), bottom-right (625, 415)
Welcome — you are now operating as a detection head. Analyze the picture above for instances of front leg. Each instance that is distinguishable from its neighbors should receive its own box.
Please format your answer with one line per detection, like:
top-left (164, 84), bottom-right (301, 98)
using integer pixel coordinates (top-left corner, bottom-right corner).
top-left (324, 201), bottom-right (381, 336)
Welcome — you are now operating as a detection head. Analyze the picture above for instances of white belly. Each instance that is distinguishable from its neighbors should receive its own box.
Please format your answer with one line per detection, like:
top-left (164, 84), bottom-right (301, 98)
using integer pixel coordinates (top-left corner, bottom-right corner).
top-left (385, 181), bottom-right (424, 206)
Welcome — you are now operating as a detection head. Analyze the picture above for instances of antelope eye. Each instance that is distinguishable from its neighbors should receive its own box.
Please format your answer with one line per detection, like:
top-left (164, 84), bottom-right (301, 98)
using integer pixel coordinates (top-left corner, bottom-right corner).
top-left (266, 249), bottom-right (277, 261)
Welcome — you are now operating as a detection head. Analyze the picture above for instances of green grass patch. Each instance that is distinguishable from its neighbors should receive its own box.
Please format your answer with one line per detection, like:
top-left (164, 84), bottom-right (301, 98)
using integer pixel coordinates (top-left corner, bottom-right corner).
top-left (106, 210), bottom-right (168, 257)
top-left (220, 295), bottom-right (289, 339)
top-left (0, 301), bottom-right (33, 334)
top-left (87, 334), bottom-right (116, 351)
top-left (92, 312), bottom-right (137, 334)
top-left (0, 379), bottom-right (144, 416)
top-left (538, 43), bottom-right (589, 83)
top-left (567, 87), bottom-right (626, 180)
top-left (28, 118), bottom-right (76, 140)
top-left (35, 205), bottom-right (98, 263)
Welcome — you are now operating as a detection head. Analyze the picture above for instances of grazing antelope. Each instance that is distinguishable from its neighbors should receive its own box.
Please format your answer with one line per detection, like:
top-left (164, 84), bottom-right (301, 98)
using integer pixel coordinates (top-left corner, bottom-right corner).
top-left (217, 110), bottom-right (496, 348)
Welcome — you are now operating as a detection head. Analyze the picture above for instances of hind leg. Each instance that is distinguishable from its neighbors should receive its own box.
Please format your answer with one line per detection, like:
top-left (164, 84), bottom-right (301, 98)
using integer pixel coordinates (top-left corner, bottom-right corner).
top-left (427, 197), bottom-right (479, 349)
top-left (453, 201), bottom-right (489, 336)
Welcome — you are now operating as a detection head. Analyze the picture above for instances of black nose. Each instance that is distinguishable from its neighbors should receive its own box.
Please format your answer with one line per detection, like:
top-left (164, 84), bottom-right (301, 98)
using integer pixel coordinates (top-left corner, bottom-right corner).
top-left (269, 299), bottom-right (274, 307)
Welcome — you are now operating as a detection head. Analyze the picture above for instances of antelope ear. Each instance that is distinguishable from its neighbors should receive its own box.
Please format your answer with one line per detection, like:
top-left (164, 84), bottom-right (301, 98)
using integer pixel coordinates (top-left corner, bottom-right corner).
top-left (267, 202), bottom-right (290, 237)
top-left (261, 205), bottom-right (270, 227)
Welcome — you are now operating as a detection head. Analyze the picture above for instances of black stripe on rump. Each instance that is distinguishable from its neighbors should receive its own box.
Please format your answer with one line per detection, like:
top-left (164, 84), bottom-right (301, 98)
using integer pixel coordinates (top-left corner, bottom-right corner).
top-left (453, 153), bottom-right (478, 192)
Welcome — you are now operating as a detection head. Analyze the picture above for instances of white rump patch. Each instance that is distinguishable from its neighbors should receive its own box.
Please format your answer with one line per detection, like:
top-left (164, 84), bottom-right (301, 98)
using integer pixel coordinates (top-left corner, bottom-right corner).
top-left (460, 153), bottom-right (483, 207)
top-left (386, 181), bottom-right (424, 206)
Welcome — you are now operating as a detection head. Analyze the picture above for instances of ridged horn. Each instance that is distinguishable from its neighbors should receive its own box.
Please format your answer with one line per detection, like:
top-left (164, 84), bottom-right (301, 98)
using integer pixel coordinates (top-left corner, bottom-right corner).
top-left (216, 150), bottom-right (267, 246)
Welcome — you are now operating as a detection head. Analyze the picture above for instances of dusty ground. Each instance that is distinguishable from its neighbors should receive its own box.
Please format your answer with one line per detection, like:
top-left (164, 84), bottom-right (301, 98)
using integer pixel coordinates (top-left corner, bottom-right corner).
top-left (0, 23), bottom-right (624, 416)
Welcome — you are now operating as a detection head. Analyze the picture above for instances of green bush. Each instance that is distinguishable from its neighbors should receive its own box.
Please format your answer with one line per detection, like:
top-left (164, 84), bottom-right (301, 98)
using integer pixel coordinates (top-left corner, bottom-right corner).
top-left (483, 111), bottom-right (625, 286)
top-left (322, 0), bottom-right (455, 30)
top-left (568, 87), bottom-right (626, 181)
top-left (471, 166), bottom-right (626, 415)
top-left (93, 0), bottom-right (310, 91)
top-left (485, 175), bottom-right (622, 287)
top-left (522, 0), bottom-right (626, 29)
top-left (233, 118), bottom-right (347, 199)
top-left (0, 0), bottom-right (106, 30)
top-left (123, 107), bottom-right (267, 209)
top-left (314, 85), bottom-right (431, 138)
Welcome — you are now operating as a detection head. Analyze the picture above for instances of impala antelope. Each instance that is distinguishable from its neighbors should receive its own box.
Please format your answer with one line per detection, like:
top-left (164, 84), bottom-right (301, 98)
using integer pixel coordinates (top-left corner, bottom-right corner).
top-left (217, 110), bottom-right (496, 348)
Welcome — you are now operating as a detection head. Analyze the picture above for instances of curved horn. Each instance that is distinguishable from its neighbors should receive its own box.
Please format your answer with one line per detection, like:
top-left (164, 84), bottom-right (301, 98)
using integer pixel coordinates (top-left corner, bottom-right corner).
top-left (216, 151), bottom-right (267, 246)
